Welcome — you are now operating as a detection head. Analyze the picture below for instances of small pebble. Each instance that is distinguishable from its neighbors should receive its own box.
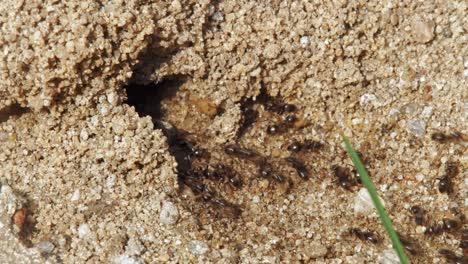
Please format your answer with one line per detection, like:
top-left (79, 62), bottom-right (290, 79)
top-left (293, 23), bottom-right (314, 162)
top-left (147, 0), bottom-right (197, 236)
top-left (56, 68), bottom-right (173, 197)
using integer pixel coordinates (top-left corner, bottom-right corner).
top-left (304, 241), bottom-right (328, 258)
top-left (77, 224), bottom-right (91, 239)
top-left (0, 132), bottom-right (8, 142)
top-left (442, 27), bottom-right (453, 38)
top-left (415, 173), bottom-right (425, 182)
top-left (187, 240), bottom-right (209, 255)
top-left (411, 20), bottom-right (434, 43)
top-left (159, 201), bottom-right (179, 225)
top-left (212, 11), bottom-right (224, 22)
top-left (71, 190), bottom-right (80, 201)
top-left (378, 249), bottom-right (400, 264)
top-left (422, 106), bottom-right (433, 118)
top-left (359, 93), bottom-right (377, 106)
top-left (252, 196), bottom-right (260, 203)
top-left (300, 36), bottom-right (310, 47)
top-left (406, 119), bottom-right (426, 137)
top-left (354, 188), bottom-right (385, 215)
top-left (35, 241), bottom-right (55, 255)
top-left (401, 103), bottom-right (421, 117)
top-left (111, 255), bottom-right (144, 264)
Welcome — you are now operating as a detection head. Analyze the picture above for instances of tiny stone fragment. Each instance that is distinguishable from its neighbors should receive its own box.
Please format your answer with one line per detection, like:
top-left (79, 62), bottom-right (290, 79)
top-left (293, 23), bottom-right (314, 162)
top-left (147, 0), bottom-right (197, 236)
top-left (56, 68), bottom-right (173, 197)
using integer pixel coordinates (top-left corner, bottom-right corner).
top-left (359, 93), bottom-right (377, 107)
top-left (159, 201), bottom-right (179, 225)
top-left (411, 20), bottom-right (434, 43)
top-left (304, 241), bottom-right (328, 258)
top-left (354, 188), bottom-right (385, 215)
top-left (406, 119), bottom-right (426, 137)
top-left (77, 223), bottom-right (91, 239)
top-left (300, 36), bottom-right (310, 47)
top-left (378, 249), bottom-right (400, 264)
top-left (111, 255), bottom-right (144, 264)
top-left (188, 240), bottom-right (209, 255)
top-left (35, 241), bottom-right (55, 255)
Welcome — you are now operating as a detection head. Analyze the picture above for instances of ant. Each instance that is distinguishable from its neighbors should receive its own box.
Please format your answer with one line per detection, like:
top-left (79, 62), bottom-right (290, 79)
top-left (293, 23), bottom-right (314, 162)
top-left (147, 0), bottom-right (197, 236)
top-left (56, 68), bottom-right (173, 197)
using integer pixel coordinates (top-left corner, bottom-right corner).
top-left (210, 197), bottom-right (242, 218)
top-left (237, 97), bottom-right (258, 139)
top-left (397, 233), bottom-right (422, 255)
top-left (349, 228), bottom-right (379, 244)
top-left (213, 163), bottom-right (243, 189)
top-left (332, 165), bottom-right (359, 191)
top-left (224, 144), bottom-right (257, 159)
top-left (261, 92), bottom-right (296, 115)
top-left (424, 218), bottom-right (461, 236)
top-left (258, 160), bottom-right (286, 183)
top-left (285, 156), bottom-right (309, 180)
top-left (437, 162), bottom-right (459, 195)
top-left (431, 132), bottom-right (465, 143)
top-left (461, 228), bottom-right (468, 255)
top-left (409, 205), bottom-right (425, 225)
top-left (287, 140), bottom-right (323, 153)
top-left (439, 249), bottom-right (468, 264)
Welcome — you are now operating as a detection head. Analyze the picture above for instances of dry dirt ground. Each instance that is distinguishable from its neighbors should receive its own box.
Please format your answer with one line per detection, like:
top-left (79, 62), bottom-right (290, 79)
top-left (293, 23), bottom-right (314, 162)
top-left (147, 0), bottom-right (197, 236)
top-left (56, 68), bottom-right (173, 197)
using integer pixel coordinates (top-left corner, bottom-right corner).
top-left (0, 1), bottom-right (467, 263)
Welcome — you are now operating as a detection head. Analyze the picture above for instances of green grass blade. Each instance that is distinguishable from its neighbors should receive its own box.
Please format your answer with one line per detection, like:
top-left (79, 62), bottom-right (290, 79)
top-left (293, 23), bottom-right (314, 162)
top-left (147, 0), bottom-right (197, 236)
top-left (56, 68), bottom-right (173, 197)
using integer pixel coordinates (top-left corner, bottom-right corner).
top-left (342, 135), bottom-right (409, 264)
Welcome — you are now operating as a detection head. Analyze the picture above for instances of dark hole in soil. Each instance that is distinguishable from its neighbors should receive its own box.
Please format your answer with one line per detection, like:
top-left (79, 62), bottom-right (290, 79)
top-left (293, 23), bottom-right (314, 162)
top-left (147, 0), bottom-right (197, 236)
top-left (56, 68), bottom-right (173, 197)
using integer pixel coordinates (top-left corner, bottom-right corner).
top-left (0, 104), bottom-right (29, 123)
top-left (123, 75), bottom-right (196, 185)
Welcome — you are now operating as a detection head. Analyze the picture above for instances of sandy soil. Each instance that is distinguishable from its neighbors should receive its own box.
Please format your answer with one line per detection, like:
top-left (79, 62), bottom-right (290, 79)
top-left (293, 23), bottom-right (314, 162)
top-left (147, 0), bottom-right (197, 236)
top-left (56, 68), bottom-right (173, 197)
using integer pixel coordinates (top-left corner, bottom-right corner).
top-left (0, 1), bottom-right (466, 263)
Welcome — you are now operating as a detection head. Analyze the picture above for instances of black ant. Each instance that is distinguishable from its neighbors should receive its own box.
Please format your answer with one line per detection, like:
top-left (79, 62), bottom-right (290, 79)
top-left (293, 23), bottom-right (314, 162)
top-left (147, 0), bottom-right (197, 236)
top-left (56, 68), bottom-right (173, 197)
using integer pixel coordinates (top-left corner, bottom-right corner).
top-left (213, 163), bottom-right (243, 189)
top-left (437, 162), bottom-right (459, 195)
top-left (461, 229), bottom-right (468, 255)
top-left (431, 132), bottom-right (465, 143)
top-left (224, 144), bottom-right (257, 159)
top-left (332, 165), bottom-right (359, 191)
top-left (258, 160), bottom-right (285, 183)
top-left (349, 228), bottom-right (379, 244)
top-left (424, 218), bottom-right (461, 236)
top-left (397, 233), bottom-right (422, 255)
top-left (285, 156), bottom-right (309, 180)
top-left (409, 205), bottom-right (425, 225)
top-left (261, 93), bottom-right (296, 115)
top-left (237, 97), bottom-right (258, 139)
top-left (287, 140), bottom-right (323, 153)
top-left (439, 249), bottom-right (468, 264)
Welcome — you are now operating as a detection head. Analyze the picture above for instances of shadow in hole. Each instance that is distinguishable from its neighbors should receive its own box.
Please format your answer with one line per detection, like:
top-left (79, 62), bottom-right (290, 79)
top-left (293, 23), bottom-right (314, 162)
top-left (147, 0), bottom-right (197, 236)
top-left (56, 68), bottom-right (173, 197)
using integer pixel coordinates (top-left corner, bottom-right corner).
top-left (124, 75), bottom-right (185, 124)
top-left (0, 104), bottom-right (29, 123)
top-left (124, 75), bottom-right (195, 182)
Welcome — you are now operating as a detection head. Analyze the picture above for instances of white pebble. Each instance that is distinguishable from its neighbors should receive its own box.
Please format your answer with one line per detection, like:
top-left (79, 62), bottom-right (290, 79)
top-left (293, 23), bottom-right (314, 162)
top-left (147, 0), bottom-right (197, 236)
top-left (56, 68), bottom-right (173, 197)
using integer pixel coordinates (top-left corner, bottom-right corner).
top-left (159, 201), bottom-right (179, 225)
top-left (80, 129), bottom-right (89, 141)
top-left (354, 188), bottom-right (385, 215)
top-left (78, 224), bottom-right (91, 238)
top-left (378, 249), bottom-right (400, 264)
top-left (359, 93), bottom-right (377, 106)
top-left (252, 196), bottom-right (260, 203)
top-left (463, 69), bottom-right (468, 77)
top-left (406, 119), bottom-right (426, 137)
top-left (35, 241), bottom-right (55, 254)
top-left (187, 240), bottom-right (209, 255)
top-left (212, 11), bottom-right (224, 22)
top-left (107, 92), bottom-right (118, 105)
top-left (71, 190), bottom-right (80, 201)
top-left (111, 255), bottom-right (144, 264)
top-left (422, 106), bottom-right (433, 118)
top-left (300, 36), bottom-right (310, 47)
top-left (388, 108), bottom-right (400, 116)
top-left (0, 132), bottom-right (8, 142)
top-left (415, 173), bottom-right (425, 182)
top-left (106, 175), bottom-right (116, 189)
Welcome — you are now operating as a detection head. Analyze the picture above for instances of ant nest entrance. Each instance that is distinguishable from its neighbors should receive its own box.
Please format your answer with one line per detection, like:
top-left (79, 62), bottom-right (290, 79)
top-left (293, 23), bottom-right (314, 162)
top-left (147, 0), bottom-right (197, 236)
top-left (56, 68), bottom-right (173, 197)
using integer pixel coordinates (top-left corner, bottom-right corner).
top-left (124, 78), bottom-right (334, 240)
